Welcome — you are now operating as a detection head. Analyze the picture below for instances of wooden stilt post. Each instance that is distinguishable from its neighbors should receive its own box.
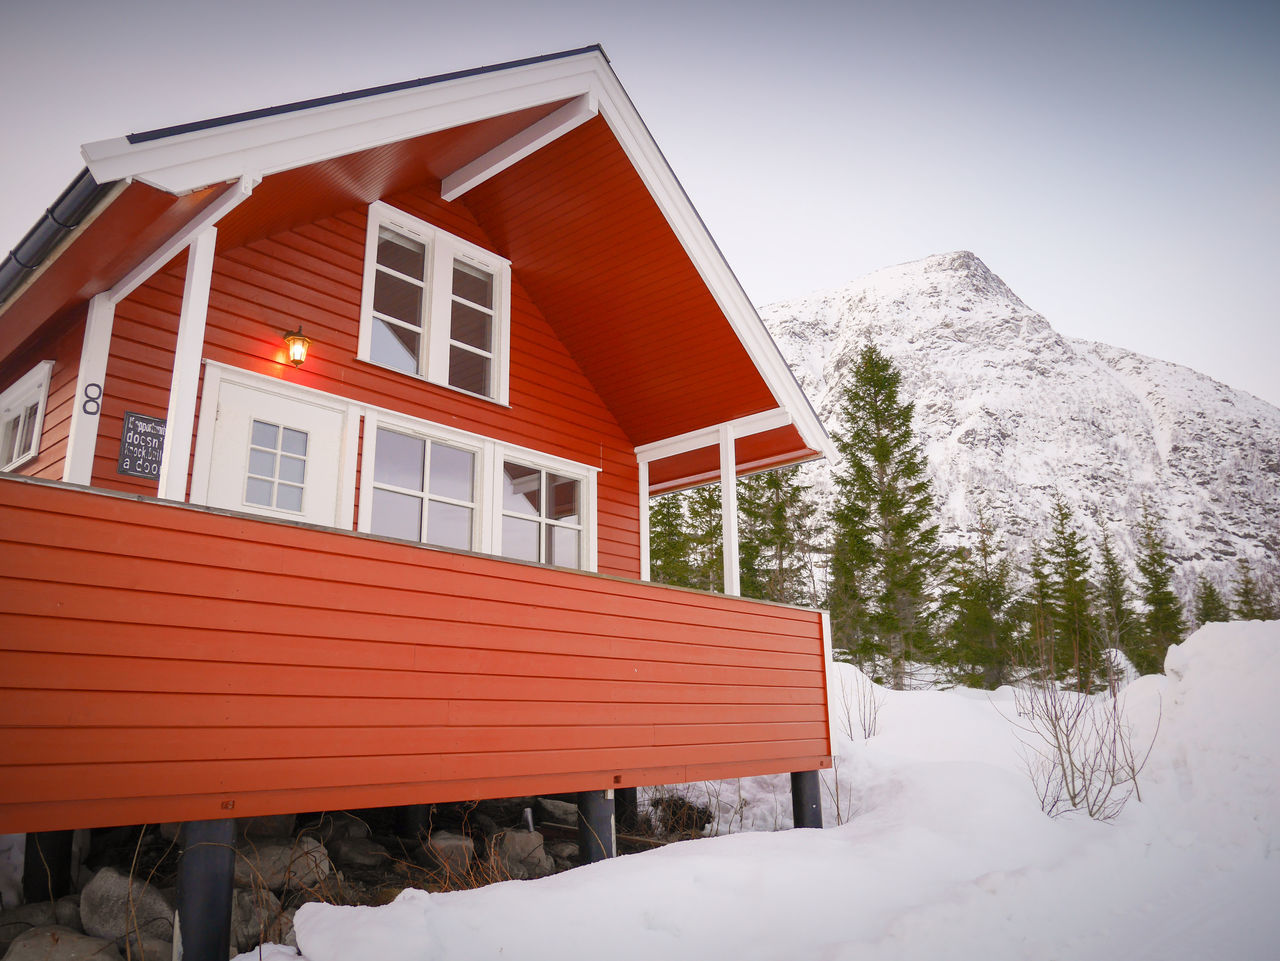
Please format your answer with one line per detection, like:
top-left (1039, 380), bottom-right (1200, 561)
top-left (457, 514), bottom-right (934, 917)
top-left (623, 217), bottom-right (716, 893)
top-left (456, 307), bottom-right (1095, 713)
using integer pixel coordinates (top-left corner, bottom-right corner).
top-left (791, 771), bottom-right (823, 828)
top-left (577, 789), bottom-right (615, 862)
top-left (177, 819), bottom-right (236, 961)
top-left (23, 830), bottom-right (75, 901)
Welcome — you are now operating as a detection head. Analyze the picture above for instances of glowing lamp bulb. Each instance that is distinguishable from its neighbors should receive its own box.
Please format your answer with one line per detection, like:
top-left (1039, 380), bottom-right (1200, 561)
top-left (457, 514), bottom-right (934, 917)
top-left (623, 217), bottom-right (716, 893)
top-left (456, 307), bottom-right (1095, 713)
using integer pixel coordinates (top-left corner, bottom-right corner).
top-left (283, 327), bottom-right (311, 367)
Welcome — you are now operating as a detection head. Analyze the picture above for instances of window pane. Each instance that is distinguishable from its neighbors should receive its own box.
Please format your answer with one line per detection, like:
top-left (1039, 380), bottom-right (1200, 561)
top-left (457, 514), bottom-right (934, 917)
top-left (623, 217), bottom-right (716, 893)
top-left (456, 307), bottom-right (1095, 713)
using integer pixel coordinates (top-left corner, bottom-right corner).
top-left (245, 477), bottom-right (273, 507)
top-left (374, 429), bottom-right (425, 491)
top-left (373, 271), bottom-right (423, 327)
top-left (428, 442), bottom-right (474, 501)
top-left (503, 461), bottom-right (541, 515)
top-left (278, 455), bottom-right (306, 485)
top-left (377, 227), bottom-right (426, 279)
top-left (372, 317), bottom-right (420, 374)
top-left (452, 261), bottom-right (493, 308)
top-left (371, 487), bottom-right (423, 540)
top-left (502, 515), bottom-right (539, 562)
top-left (547, 474), bottom-right (579, 524)
top-left (448, 346), bottom-right (489, 396)
top-left (275, 483), bottom-right (304, 512)
top-left (17, 404), bottom-right (38, 456)
top-left (1, 416), bottom-right (17, 463)
top-left (547, 525), bottom-right (580, 568)
top-left (248, 448), bottom-right (276, 478)
top-left (251, 420), bottom-right (278, 449)
top-left (281, 428), bottom-right (308, 456)
top-left (450, 301), bottom-right (492, 351)
top-left (427, 501), bottom-right (472, 551)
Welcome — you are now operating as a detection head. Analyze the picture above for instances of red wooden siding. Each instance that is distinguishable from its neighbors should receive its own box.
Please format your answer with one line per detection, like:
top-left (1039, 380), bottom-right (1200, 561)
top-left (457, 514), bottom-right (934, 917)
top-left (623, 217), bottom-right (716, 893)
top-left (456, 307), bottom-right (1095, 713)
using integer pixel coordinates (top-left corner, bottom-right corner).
top-left (0, 303), bottom-right (86, 481)
top-left (0, 477), bottom-right (832, 834)
top-left (88, 179), bottom-right (643, 575)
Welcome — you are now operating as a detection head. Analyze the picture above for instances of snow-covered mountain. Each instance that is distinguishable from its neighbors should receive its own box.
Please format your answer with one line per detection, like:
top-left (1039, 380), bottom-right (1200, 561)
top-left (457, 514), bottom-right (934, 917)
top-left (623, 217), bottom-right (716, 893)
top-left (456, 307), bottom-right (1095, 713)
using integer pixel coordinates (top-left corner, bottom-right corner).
top-left (760, 251), bottom-right (1280, 592)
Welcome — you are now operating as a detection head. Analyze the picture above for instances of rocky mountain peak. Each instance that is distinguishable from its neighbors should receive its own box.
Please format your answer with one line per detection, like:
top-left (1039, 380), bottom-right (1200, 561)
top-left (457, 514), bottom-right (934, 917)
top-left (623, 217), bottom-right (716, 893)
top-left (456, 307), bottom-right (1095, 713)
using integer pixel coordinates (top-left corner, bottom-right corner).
top-left (760, 253), bottom-right (1280, 595)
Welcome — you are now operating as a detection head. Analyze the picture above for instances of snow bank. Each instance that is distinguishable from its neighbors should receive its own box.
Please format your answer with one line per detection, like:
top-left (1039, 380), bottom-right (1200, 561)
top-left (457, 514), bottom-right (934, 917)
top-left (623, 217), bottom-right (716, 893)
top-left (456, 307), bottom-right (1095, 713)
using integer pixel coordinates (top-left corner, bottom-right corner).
top-left (247, 620), bottom-right (1280, 961)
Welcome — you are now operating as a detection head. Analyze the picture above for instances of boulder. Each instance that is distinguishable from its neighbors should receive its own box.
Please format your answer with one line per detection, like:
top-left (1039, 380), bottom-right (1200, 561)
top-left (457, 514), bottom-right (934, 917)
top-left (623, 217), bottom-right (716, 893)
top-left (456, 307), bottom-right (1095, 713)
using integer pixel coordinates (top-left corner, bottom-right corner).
top-left (423, 831), bottom-right (474, 877)
top-left (545, 840), bottom-right (579, 872)
top-left (2, 925), bottom-right (123, 960)
top-left (234, 836), bottom-right (330, 892)
top-left (78, 867), bottom-right (173, 942)
top-left (474, 797), bottom-right (535, 826)
top-left (240, 814), bottom-right (297, 839)
top-left (327, 836), bottom-right (389, 872)
top-left (1, 899), bottom-right (82, 951)
top-left (535, 797), bottom-right (578, 825)
top-left (229, 886), bottom-right (289, 954)
top-left (120, 932), bottom-right (171, 960)
top-left (491, 830), bottom-right (553, 881)
top-left (300, 812), bottom-right (370, 845)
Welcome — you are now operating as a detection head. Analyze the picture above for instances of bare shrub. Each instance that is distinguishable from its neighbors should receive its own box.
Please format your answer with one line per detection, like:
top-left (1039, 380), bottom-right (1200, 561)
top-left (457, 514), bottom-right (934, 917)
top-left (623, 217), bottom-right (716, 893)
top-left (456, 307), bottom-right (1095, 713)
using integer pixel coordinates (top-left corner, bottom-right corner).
top-left (1010, 679), bottom-right (1160, 821)
top-left (819, 757), bottom-right (858, 826)
top-left (835, 667), bottom-right (885, 741)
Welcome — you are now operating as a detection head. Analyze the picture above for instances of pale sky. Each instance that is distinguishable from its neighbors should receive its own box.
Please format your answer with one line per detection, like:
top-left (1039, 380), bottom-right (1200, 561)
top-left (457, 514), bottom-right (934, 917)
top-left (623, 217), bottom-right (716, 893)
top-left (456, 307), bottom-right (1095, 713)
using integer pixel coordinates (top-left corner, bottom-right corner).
top-left (2, 0), bottom-right (1277, 405)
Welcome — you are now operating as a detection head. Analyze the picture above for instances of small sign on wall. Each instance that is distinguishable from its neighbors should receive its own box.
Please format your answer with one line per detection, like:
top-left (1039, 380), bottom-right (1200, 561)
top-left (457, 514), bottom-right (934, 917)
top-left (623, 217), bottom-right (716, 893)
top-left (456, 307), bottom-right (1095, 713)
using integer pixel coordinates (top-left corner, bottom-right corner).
top-left (117, 412), bottom-right (166, 479)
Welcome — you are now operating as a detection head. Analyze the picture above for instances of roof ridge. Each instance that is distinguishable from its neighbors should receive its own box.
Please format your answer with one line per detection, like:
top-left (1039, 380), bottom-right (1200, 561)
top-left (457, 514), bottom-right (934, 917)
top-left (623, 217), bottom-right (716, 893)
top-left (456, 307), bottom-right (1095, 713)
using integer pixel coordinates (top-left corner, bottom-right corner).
top-left (126, 44), bottom-right (607, 146)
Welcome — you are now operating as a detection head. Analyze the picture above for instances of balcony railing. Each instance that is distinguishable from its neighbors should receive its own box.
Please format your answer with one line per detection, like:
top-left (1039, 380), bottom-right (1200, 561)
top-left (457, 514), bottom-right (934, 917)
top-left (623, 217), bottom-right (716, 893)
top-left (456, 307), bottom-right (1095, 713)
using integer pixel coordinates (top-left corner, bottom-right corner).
top-left (0, 474), bottom-right (832, 833)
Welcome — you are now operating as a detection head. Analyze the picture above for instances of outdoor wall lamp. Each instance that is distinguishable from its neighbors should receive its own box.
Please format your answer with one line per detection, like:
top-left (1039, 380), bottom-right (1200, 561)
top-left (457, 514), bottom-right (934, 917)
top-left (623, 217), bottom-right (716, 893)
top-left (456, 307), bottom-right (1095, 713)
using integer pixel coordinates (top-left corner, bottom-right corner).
top-left (283, 327), bottom-right (311, 367)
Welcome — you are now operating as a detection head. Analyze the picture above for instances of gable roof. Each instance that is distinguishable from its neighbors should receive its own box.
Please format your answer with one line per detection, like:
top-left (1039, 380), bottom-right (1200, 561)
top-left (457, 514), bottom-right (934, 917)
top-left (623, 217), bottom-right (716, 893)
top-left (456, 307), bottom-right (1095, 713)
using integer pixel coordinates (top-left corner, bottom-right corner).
top-left (0, 46), bottom-right (833, 491)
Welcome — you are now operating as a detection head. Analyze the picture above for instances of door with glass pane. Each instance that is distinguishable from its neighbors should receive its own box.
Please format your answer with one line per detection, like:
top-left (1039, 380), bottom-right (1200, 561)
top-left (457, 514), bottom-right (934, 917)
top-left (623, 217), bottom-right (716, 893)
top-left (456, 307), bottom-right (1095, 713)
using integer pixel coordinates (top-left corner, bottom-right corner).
top-left (200, 381), bottom-right (347, 526)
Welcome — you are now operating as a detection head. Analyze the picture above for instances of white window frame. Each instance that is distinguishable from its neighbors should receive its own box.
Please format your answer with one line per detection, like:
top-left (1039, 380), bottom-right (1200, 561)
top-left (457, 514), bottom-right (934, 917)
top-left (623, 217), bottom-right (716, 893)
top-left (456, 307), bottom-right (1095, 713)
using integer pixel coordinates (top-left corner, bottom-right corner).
top-left (497, 457), bottom-right (587, 569)
top-left (0, 360), bottom-right (54, 472)
top-left (357, 201), bottom-right (512, 406)
top-left (359, 407), bottom-right (598, 572)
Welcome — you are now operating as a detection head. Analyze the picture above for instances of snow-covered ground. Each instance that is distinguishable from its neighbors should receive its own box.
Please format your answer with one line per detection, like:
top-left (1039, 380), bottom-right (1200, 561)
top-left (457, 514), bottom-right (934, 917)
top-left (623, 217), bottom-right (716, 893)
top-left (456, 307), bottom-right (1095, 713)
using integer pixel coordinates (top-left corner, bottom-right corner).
top-left (242, 619), bottom-right (1279, 961)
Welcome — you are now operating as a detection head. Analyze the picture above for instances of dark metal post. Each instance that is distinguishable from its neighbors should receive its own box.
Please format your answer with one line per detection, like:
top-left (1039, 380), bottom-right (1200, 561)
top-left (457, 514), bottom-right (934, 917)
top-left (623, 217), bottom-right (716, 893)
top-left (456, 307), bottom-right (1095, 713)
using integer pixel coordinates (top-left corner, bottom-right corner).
top-left (23, 830), bottom-right (75, 901)
top-left (577, 789), bottom-right (616, 862)
top-left (790, 771), bottom-right (823, 828)
top-left (614, 786), bottom-right (638, 834)
top-left (177, 819), bottom-right (236, 961)
top-left (395, 804), bottom-right (430, 838)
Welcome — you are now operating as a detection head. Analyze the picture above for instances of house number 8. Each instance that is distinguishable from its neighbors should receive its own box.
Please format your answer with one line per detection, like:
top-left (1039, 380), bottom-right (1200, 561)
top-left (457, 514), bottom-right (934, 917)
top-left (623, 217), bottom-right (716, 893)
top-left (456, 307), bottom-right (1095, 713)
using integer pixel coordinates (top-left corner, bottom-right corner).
top-left (82, 383), bottom-right (103, 415)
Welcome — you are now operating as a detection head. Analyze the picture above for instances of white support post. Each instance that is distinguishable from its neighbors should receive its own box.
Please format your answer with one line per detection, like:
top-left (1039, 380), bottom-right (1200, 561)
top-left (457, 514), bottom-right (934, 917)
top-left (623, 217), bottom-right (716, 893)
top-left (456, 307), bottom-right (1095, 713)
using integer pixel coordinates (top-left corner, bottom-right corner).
top-left (157, 227), bottom-right (216, 502)
top-left (719, 423), bottom-right (740, 596)
top-left (61, 293), bottom-right (116, 485)
top-left (638, 459), bottom-right (651, 581)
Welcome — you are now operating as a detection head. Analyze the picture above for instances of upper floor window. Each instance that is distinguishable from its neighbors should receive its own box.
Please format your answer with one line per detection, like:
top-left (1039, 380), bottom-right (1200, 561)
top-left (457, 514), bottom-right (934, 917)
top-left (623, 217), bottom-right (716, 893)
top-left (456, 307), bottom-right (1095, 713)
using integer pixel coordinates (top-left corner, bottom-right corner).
top-left (359, 202), bottom-right (511, 405)
top-left (0, 360), bottom-right (53, 472)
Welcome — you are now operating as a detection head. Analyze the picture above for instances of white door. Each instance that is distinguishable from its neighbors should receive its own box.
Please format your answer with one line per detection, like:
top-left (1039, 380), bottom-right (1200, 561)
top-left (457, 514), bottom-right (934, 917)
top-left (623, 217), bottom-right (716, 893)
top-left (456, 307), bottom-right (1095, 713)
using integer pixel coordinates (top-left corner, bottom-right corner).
top-left (195, 377), bottom-right (350, 527)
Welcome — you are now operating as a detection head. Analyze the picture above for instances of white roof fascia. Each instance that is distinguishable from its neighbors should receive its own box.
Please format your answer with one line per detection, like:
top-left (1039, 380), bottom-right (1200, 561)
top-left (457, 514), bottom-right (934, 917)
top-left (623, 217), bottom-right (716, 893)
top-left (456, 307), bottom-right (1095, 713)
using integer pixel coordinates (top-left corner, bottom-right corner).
top-left (82, 57), bottom-right (606, 194)
top-left (590, 71), bottom-right (836, 466)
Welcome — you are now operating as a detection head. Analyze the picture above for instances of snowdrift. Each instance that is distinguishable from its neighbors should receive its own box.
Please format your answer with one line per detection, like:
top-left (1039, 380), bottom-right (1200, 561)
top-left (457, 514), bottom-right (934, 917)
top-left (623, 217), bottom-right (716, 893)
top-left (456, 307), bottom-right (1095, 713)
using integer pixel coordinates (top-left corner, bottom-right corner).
top-left (251, 621), bottom-right (1279, 961)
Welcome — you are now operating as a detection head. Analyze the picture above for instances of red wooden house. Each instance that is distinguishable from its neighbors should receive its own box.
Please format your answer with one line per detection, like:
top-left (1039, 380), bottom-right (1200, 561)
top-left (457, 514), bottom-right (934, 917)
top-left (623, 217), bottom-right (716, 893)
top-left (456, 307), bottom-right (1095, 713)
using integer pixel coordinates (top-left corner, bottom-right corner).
top-left (0, 45), bottom-right (834, 953)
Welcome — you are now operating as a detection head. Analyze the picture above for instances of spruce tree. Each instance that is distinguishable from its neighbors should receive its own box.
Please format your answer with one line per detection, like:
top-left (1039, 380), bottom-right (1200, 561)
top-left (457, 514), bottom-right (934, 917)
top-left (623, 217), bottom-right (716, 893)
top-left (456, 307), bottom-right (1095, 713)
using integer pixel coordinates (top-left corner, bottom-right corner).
top-left (1133, 503), bottom-right (1184, 674)
top-left (1232, 558), bottom-right (1278, 620)
top-left (685, 483), bottom-right (724, 593)
top-left (1044, 497), bottom-right (1100, 692)
top-left (1192, 574), bottom-right (1231, 626)
top-left (940, 508), bottom-right (1021, 689)
top-left (827, 343), bottom-right (942, 688)
top-left (648, 491), bottom-right (695, 589)
top-left (737, 466), bottom-right (821, 605)
top-left (1023, 544), bottom-right (1056, 681)
top-left (1095, 524), bottom-right (1137, 657)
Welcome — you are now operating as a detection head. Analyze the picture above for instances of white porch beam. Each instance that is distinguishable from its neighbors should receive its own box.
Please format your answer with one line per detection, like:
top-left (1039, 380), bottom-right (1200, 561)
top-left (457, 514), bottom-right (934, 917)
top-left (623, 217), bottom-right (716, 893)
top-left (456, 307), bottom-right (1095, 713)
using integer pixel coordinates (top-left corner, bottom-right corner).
top-left (638, 459), bottom-right (651, 582)
top-left (108, 176), bottom-right (255, 304)
top-left (719, 423), bottom-right (740, 596)
top-left (634, 408), bottom-right (792, 466)
top-left (157, 227), bottom-right (217, 502)
top-left (441, 93), bottom-right (597, 202)
top-left (61, 293), bottom-right (116, 485)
